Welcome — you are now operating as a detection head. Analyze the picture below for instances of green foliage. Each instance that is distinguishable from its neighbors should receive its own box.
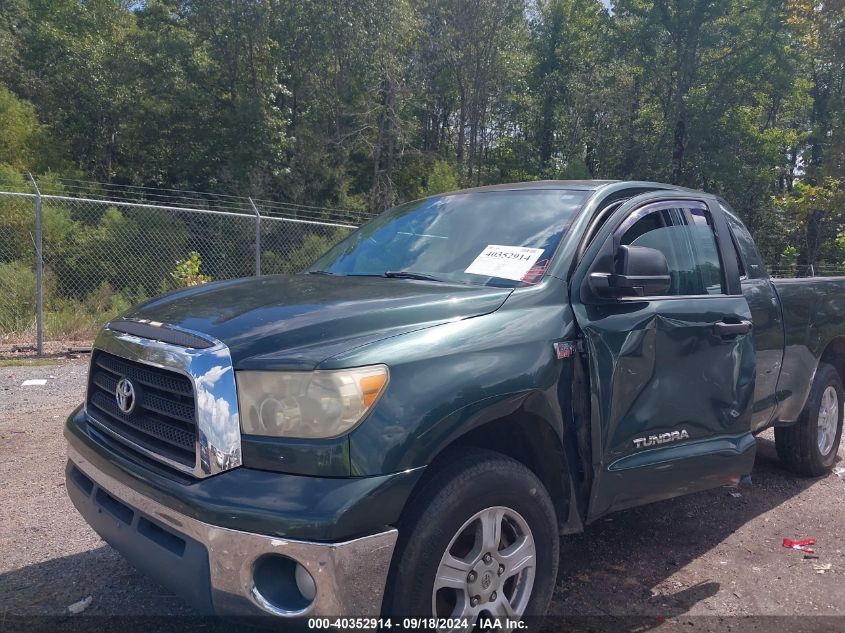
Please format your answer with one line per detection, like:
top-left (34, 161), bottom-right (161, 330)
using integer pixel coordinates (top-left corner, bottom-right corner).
top-left (48, 205), bottom-right (190, 299)
top-left (0, 260), bottom-right (35, 335)
top-left (42, 284), bottom-right (133, 342)
top-left (423, 161), bottom-right (459, 196)
top-left (0, 86), bottom-right (67, 173)
top-left (1, 0), bottom-right (839, 216)
top-left (0, 86), bottom-right (40, 170)
top-left (171, 251), bottom-right (212, 288)
top-left (0, 0), bottom-right (844, 324)
top-left (0, 261), bottom-right (133, 340)
top-left (781, 246), bottom-right (799, 273)
top-left (774, 179), bottom-right (845, 268)
top-left (262, 230), bottom-right (350, 275)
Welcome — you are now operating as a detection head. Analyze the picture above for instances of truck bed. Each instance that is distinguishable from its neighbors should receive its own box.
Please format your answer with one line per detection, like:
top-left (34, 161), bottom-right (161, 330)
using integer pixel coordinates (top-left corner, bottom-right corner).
top-left (770, 277), bottom-right (845, 423)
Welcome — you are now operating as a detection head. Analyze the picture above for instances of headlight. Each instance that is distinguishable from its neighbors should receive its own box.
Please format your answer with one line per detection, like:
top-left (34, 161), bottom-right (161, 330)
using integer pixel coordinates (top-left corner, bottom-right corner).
top-left (236, 365), bottom-right (389, 439)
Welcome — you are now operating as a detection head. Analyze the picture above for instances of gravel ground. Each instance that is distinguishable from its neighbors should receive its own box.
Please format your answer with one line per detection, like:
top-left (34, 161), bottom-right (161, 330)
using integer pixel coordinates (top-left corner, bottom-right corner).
top-left (0, 339), bottom-right (94, 361)
top-left (1, 357), bottom-right (844, 628)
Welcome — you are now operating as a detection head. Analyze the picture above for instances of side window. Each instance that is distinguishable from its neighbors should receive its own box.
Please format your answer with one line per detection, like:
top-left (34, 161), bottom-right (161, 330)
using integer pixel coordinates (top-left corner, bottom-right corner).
top-left (619, 206), bottom-right (725, 296)
top-left (687, 208), bottom-right (725, 294)
top-left (723, 209), bottom-right (766, 279)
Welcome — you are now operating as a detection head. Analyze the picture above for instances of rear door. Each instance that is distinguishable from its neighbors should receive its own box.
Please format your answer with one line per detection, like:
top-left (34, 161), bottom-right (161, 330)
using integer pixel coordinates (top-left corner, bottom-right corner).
top-left (570, 192), bottom-right (757, 519)
top-left (722, 208), bottom-right (785, 430)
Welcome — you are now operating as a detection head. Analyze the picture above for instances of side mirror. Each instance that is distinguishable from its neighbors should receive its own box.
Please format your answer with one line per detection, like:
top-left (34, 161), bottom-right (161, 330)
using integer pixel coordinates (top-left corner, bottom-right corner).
top-left (589, 245), bottom-right (671, 298)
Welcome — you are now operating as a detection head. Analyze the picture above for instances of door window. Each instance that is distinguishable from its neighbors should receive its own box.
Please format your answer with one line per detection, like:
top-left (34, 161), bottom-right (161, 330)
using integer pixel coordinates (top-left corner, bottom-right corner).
top-left (619, 206), bottom-right (725, 296)
top-left (723, 209), bottom-right (767, 279)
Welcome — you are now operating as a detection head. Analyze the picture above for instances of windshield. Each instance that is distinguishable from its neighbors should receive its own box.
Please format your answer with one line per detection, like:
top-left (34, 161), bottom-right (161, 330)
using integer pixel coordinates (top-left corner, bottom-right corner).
top-left (309, 189), bottom-right (588, 287)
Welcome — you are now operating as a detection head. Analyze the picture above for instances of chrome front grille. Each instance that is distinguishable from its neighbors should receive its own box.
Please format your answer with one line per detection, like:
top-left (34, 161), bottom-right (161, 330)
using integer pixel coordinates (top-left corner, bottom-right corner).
top-left (83, 323), bottom-right (243, 478)
top-left (87, 350), bottom-right (198, 467)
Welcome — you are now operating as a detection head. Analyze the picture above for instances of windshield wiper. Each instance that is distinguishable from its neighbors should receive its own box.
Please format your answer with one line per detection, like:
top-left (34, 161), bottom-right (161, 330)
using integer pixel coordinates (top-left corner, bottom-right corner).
top-left (307, 270), bottom-right (335, 275)
top-left (384, 271), bottom-right (444, 282)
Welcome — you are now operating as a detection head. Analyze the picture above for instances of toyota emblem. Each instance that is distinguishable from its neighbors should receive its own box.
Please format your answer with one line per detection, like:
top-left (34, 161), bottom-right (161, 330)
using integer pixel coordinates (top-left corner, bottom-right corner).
top-left (115, 377), bottom-right (136, 414)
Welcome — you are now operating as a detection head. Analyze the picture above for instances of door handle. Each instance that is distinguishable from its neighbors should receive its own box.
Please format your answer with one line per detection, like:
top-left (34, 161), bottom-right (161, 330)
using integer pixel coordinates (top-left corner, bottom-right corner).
top-left (713, 320), bottom-right (752, 337)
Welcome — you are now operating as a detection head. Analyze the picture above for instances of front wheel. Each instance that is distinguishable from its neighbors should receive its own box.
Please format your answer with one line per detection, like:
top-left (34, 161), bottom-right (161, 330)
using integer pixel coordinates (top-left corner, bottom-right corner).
top-left (383, 449), bottom-right (559, 626)
top-left (775, 363), bottom-right (844, 476)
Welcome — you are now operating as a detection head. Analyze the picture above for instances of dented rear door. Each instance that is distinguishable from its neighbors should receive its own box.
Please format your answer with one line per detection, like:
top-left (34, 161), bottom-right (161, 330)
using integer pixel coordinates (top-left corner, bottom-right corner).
top-left (570, 193), bottom-right (757, 520)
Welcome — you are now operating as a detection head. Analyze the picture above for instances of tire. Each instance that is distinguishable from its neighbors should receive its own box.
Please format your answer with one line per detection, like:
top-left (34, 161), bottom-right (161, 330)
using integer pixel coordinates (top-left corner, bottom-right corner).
top-left (383, 448), bottom-right (559, 625)
top-left (775, 363), bottom-right (844, 476)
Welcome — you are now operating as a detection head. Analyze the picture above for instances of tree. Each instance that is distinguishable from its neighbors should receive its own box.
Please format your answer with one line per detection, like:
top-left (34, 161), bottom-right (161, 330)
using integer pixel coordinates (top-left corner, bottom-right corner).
top-left (788, 0), bottom-right (845, 181)
top-left (423, 160), bottom-right (459, 195)
top-left (0, 86), bottom-right (63, 172)
top-left (0, 0), bottom-right (842, 275)
top-left (775, 179), bottom-right (845, 270)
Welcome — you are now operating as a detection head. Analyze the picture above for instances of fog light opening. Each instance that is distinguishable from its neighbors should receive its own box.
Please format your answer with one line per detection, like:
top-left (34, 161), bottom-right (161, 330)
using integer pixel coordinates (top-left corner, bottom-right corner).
top-left (251, 554), bottom-right (316, 615)
top-left (295, 561), bottom-right (317, 602)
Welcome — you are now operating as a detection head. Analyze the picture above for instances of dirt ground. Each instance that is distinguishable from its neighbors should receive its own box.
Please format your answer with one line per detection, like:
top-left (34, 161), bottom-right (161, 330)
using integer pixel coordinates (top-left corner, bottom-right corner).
top-left (1, 357), bottom-right (844, 629)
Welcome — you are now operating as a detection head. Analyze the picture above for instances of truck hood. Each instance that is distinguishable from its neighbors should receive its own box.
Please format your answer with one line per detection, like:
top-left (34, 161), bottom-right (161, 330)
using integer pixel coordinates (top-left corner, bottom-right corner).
top-left (122, 274), bottom-right (512, 369)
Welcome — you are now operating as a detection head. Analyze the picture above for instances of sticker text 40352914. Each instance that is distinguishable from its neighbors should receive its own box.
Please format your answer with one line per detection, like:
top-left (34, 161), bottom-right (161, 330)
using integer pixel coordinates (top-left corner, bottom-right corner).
top-left (464, 244), bottom-right (545, 281)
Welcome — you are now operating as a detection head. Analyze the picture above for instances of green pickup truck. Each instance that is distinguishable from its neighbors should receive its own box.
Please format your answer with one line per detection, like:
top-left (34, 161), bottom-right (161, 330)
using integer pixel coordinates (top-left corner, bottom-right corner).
top-left (65, 180), bottom-right (844, 623)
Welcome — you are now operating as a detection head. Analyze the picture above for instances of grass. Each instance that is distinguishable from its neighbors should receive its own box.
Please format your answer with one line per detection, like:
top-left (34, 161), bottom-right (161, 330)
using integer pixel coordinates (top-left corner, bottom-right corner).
top-left (0, 358), bottom-right (61, 367)
top-left (2, 303), bottom-right (120, 346)
top-left (43, 307), bottom-right (111, 341)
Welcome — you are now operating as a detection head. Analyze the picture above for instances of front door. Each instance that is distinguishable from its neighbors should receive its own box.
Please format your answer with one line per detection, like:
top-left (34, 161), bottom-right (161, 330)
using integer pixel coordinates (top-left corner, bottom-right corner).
top-left (570, 194), bottom-right (757, 520)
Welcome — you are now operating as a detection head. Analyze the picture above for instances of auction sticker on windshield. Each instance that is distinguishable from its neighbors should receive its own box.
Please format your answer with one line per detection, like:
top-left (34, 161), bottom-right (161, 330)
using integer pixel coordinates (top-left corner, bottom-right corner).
top-left (464, 244), bottom-right (545, 281)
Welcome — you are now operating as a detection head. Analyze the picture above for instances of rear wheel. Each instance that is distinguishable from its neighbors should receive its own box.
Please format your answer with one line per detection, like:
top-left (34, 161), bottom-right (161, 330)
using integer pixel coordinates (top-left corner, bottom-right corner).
top-left (775, 363), bottom-right (844, 476)
top-left (384, 449), bottom-right (559, 627)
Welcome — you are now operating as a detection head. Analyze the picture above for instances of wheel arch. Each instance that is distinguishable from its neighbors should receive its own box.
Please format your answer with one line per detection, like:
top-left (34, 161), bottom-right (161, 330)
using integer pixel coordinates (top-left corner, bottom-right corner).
top-left (819, 336), bottom-right (845, 388)
top-left (775, 334), bottom-right (845, 425)
top-left (398, 400), bottom-right (586, 535)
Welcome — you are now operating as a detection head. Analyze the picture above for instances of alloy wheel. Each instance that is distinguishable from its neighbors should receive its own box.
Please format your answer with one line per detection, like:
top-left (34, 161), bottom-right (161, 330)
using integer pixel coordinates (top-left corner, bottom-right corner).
top-left (817, 385), bottom-right (840, 457)
top-left (432, 505), bottom-right (536, 629)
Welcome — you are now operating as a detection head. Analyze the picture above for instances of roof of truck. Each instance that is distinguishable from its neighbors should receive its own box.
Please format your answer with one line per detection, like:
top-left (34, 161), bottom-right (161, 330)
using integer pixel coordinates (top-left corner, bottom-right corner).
top-left (442, 180), bottom-right (695, 194)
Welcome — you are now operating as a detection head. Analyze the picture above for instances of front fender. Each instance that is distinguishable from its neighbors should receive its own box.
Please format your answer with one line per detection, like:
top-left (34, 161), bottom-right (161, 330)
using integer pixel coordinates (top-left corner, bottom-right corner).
top-left (326, 293), bottom-right (577, 475)
top-left (330, 292), bottom-right (588, 533)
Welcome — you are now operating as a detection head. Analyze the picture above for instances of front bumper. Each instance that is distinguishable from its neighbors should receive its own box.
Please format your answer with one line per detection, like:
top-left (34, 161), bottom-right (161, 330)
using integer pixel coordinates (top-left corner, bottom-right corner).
top-left (66, 444), bottom-right (398, 616)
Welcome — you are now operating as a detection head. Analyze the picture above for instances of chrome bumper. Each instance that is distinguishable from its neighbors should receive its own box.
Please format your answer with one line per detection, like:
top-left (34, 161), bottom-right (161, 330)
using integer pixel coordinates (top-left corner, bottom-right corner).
top-left (67, 444), bottom-right (398, 617)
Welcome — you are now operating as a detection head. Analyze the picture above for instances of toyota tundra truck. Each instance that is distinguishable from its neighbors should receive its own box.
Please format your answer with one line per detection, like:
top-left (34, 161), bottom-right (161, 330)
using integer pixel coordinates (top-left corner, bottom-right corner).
top-left (65, 180), bottom-right (845, 623)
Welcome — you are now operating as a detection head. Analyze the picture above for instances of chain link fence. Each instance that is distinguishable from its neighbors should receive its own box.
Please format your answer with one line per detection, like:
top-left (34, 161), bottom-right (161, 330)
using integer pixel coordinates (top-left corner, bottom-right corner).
top-left (768, 265), bottom-right (845, 278)
top-left (6, 174), bottom-right (845, 356)
top-left (0, 176), bottom-right (357, 355)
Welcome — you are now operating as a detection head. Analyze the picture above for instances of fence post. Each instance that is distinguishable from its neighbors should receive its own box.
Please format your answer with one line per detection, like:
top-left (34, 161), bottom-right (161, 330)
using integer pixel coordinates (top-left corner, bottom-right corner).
top-left (249, 197), bottom-right (262, 276)
top-left (27, 173), bottom-right (44, 356)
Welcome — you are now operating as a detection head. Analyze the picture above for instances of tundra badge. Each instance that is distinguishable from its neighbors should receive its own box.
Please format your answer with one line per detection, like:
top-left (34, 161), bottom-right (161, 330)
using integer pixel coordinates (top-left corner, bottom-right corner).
top-left (633, 429), bottom-right (689, 449)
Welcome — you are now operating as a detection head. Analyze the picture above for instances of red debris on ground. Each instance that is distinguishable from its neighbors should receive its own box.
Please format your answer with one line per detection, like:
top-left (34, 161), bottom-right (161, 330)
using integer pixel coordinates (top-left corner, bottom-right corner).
top-left (782, 537), bottom-right (816, 554)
